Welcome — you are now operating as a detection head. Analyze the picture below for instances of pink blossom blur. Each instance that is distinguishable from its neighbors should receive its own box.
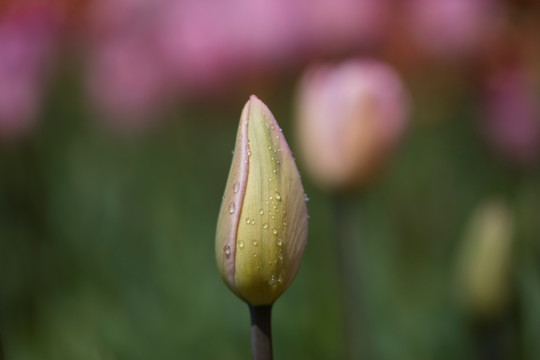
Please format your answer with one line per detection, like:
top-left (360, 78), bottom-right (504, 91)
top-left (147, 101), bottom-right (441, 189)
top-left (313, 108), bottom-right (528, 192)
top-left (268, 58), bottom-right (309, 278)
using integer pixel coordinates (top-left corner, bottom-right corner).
top-left (86, 0), bottom-right (390, 123)
top-left (406, 0), bottom-right (498, 60)
top-left (481, 66), bottom-right (540, 167)
top-left (0, 3), bottom-right (61, 139)
top-left (296, 59), bottom-right (410, 190)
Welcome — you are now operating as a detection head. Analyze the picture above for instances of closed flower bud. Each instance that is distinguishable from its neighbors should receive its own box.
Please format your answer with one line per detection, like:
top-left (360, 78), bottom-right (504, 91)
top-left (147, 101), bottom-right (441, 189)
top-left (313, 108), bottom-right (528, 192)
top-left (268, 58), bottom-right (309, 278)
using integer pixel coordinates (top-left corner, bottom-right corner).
top-left (457, 198), bottom-right (514, 319)
top-left (216, 95), bottom-right (309, 305)
top-left (295, 59), bottom-right (410, 190)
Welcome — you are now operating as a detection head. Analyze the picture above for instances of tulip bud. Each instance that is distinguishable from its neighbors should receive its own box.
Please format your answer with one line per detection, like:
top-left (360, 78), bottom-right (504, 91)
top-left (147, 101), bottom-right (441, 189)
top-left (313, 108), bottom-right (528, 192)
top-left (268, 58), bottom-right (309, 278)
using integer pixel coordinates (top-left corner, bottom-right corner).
top-left (216, 95), bottom-right (309, 305)
top-left (457, 198), bottom-right (514, 319)
top-left (295, 59), bottom-right (409, 190)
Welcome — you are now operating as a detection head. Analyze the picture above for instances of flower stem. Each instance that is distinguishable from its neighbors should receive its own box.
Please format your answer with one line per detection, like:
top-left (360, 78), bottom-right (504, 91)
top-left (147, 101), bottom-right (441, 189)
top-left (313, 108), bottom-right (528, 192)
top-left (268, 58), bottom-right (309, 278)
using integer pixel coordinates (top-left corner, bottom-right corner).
top-left (249, 304), bottom-right (273, 360)
top-left (335, 194), bottom-right (371, 360)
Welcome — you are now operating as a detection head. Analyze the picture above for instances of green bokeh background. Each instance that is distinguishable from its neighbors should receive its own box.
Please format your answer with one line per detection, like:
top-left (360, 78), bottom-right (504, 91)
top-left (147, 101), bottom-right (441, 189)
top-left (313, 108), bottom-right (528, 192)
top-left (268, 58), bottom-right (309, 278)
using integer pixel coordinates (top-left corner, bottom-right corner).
top-left (1, 67), bottom-right (540, 360)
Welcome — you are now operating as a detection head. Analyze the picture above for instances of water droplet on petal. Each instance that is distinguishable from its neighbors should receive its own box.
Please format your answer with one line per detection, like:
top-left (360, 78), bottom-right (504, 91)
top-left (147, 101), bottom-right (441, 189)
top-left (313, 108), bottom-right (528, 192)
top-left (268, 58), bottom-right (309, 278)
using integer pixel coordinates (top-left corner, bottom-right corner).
top-left (275, 192), bottom-right (281, 201)
top-left (224, 245), bottom-right (231, 258)
top-left (277, 238), bottom-right (283, 247)
top-left (252, 239), bottom-right (258, 246)
top-left (238, 241), bottom-right (244, 249)
top-left (268, 275), bottom-right (279, 286)
top-left (259, 209), bottom-right (264, 215)
top-left (233, 182), bottom-right (240, 194)
top-left (228, 202), bottom-right (235, 214)
top-left (272, 228), bottom-right (278, 235)
top-left (263, 223), bottom-right (269, 229)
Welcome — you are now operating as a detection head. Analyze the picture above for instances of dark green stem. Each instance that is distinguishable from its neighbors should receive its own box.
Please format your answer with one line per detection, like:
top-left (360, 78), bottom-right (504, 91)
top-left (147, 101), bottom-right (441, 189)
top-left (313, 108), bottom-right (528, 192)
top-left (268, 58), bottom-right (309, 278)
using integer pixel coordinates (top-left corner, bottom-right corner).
top-left (335, 194), bottom-right (371, 360)
top-left (249, 304), bottom-right (273, 360)
top-left (472, 317), bottom-right (507, 360)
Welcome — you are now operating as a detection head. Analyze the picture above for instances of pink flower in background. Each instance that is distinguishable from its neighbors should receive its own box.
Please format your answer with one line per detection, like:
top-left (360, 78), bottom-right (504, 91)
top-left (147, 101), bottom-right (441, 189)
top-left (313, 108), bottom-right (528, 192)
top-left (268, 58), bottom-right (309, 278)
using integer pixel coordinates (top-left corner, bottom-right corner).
top-left (85, 0), bottom-right (173, 129)
top-left (158, 0), bottom-right (303, 90)
top-left (406, 0), bottom-right (497, 60)
top-left (481, 66), bottom-right (540, 167)
top-left (299, 0), bottom-right (389, 53)
top-left (86, 0), bottom-right (390, 124)
top-left (295, 59), bottom-right (410, 190)
top-left (0, 3), bottom-right (61, 139)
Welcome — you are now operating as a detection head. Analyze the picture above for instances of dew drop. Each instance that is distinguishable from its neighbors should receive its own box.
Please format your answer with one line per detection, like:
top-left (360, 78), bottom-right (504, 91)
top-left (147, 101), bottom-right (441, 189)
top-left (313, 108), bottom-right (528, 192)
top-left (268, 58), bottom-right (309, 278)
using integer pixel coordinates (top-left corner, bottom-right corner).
top-left (224, 245), bottom-right (231, 258)
top-left (269, 195), bottom-right (273, 200)
top-left (228, 202), bottom-right (235, 214)
top-left (268, 275), bottom-right (279, 286)
top-left (277, 238), bottom-right (283, 247)
top-left (259, 209), bottom-right (264, 215)
top-left (252, 239), bottom-right (258, 246)
top-left (272, 228), bottom-right (278, 235)
top-left (263, 223), bottom-right (269, 229)
top-left (238, 241), bottom-right (244, 249)
top-left (275, 192), bottom-right (281, 201)
top-left (283, 220), bottom-right (287, 226)
top-left (233, 182), bottom-right (240, 194)
top-left (253, 254), bottom-right (257, 258)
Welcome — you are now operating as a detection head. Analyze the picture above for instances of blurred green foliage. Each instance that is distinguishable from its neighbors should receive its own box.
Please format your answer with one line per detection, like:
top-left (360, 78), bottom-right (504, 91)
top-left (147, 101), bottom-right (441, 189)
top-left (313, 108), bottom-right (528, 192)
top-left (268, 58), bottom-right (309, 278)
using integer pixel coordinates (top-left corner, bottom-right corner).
top-left (1, 70), bottom-right (540, 360)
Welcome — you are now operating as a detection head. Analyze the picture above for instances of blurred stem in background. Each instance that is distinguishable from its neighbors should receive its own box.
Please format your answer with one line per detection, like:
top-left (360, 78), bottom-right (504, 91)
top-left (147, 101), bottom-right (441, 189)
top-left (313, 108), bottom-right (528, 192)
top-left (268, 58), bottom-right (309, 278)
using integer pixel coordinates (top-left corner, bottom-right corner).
top-left (249, 305), bottom-right (273, 360)
top-left (334, 194), bottom-right (371, 360)
top-left (0, 327), bottom-right (4, 360)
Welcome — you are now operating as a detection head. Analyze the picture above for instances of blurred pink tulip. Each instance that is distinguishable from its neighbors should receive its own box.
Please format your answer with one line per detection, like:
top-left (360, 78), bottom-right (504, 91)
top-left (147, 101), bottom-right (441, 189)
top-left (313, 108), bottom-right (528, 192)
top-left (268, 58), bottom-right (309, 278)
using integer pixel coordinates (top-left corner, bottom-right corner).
top-left (299, 0), bottom-right (389, 53)
top-left (480, 66), bottom-right (540, 167)
top-left (296, 59), bottom-right (410, 190)
top-left (0, 3), bottom-right (61, 139)
top-left (406, 0), bottom-right (497, 60)
top-left (86, 0), bottom-right (391, 124)
top-left (85, 0), bottom-right (173, 129)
